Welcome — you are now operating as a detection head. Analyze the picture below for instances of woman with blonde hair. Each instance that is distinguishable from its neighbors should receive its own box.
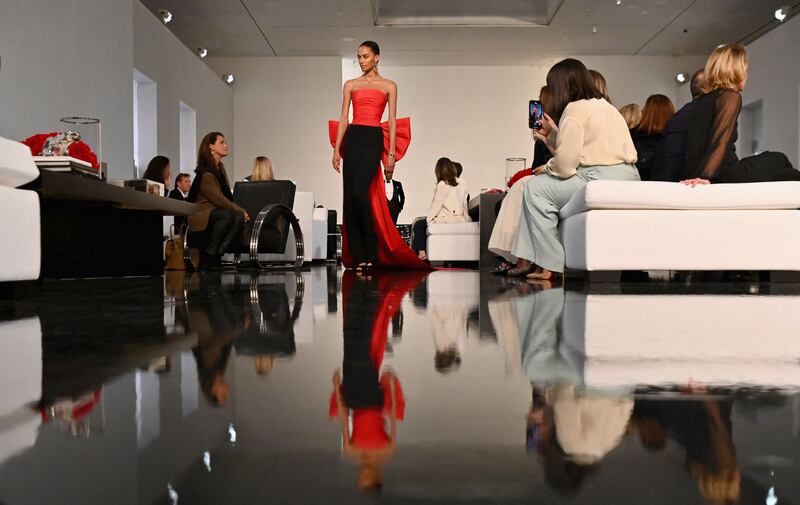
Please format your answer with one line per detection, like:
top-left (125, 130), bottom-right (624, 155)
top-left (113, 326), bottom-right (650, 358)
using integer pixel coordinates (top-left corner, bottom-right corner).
top-left (248, 156), bottom-right (274, 181)
top-left (630, 94), bottom-right (675, 180)
top-left (588, 69), bottom-right (610, 102)
top-left (618, 103), bottom-right (642, 130)
top-left (683, 43), bottom-right (800, 185)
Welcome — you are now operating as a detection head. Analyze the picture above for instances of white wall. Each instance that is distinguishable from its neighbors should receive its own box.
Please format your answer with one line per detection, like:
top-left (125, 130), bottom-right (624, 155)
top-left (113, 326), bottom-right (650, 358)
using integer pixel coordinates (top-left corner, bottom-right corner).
top-left (213, 55), bottom-right (703, 223)
top-left (133, 1), bottom-right (234, 188)
top-left (743, 14), bottom-right (800, 168)
top-left (206, 56), bottom-right (342, 207)
top-left (0, 0), bottom-right (134, 180)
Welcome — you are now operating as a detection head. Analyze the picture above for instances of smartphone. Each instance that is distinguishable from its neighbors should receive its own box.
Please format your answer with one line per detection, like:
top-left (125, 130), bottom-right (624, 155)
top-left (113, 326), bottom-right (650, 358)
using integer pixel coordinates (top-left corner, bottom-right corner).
top-left (528, 100), bottom-right (543, 130)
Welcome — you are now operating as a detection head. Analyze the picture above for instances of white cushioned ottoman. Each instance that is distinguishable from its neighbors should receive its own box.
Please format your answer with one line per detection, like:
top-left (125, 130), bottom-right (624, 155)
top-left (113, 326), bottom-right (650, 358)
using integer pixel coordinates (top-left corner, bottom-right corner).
top-left (559, 180), bottom-right (800, 272)
top-left (427, 221), bottom-right (479, 262)
top-left (0, 137), bottom-right (41, 282)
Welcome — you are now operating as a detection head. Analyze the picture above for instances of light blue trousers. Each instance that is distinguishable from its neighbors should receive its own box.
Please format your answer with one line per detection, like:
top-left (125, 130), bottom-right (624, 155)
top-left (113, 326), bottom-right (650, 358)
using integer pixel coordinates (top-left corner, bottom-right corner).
top-left (511, 164), bottom-right (640, 272)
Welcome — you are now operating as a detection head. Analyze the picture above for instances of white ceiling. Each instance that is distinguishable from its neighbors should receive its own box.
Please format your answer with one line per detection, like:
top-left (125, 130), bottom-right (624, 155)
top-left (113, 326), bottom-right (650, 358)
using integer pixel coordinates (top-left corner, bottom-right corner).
top-left (139, 0), bottom-right (800, 64)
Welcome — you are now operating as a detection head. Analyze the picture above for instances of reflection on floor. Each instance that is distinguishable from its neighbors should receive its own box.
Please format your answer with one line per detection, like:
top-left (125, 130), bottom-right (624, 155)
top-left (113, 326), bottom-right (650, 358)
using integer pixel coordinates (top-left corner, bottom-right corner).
top-left (0, 267), bottom-right (797, 504)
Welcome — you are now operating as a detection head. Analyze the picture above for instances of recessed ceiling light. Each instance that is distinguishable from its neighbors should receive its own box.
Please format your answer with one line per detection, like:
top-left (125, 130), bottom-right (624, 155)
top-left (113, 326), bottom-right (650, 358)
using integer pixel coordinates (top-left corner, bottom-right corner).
top-left (157, 9), bottom-right (172, 24)
top-left (616, 0), bottom-right (622, 4)
top-left (196, 47), bottom-right (208, 59)
top-left (675, 72), bottom-right (689, 84)
top-left (775, 6), bottom-right (790, 22)
top-left (592, 26), bottom-right (597, 34)
top-left (342, 37), bottom-right (354, 42)
top-left (222, 74), bottom-right (235, 85)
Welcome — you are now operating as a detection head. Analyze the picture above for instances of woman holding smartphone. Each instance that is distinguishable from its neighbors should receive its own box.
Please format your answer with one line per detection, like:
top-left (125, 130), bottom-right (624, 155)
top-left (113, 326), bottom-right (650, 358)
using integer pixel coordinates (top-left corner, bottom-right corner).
top-left (508, 59), bottom-right (639, 281)
top-left (329, 41), bottom-right (427, 270)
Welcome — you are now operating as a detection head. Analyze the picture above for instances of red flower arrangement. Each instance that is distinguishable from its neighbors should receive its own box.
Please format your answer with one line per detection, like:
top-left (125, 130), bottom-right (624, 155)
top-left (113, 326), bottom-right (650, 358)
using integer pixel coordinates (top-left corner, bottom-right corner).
top-left (21, 131), bottom-right (99, 169)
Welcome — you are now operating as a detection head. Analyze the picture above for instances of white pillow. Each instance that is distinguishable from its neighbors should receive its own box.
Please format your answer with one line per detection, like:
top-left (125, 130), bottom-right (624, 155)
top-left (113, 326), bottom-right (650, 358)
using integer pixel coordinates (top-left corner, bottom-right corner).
top-left (0, 136), bottom-right (39, 188)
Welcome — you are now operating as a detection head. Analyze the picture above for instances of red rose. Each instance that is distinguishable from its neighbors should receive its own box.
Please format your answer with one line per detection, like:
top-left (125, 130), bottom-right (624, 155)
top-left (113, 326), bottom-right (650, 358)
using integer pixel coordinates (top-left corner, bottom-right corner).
top-left (21, 132), bottom-right (59, 156)
top-left (67, 141), bottom-right (99, 169)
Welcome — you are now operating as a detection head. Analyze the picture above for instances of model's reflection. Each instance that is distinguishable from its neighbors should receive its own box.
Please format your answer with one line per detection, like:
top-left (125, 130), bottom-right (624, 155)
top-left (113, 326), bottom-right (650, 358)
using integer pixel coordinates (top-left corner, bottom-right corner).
top-left (330, 271), bottom-right (427, 491)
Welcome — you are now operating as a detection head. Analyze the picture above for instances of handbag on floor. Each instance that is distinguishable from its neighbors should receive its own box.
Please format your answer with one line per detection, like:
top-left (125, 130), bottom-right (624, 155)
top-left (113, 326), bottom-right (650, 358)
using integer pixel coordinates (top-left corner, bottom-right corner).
top-left (165, 224), bottom-right (186, 271)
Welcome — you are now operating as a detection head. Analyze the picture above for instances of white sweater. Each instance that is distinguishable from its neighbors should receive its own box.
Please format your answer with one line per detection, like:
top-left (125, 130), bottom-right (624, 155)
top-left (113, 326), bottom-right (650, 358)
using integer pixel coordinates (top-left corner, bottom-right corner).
top-left (544, 98), bottom-right (637, 179)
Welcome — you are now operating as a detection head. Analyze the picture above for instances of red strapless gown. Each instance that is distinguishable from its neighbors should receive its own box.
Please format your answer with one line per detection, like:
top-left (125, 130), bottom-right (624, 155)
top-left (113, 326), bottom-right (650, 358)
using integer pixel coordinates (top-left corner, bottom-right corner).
top-left (329, 88), bottom-right (431, 270)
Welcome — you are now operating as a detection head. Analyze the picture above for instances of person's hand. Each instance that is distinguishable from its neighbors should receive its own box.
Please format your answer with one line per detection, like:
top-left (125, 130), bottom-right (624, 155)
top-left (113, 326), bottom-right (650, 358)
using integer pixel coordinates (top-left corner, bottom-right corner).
top-left (332, 369), bottom-right (342, 387)
top-left (680, 178), bottom-right (710, 187)
top-left (243, 211), bottom-right (251, 223)
top-left (332, 151), bottom-right (341, 173)
top-left (533, 165), bottom-right (546, 176)
top-left (534, 112), bottom-right (557, 139)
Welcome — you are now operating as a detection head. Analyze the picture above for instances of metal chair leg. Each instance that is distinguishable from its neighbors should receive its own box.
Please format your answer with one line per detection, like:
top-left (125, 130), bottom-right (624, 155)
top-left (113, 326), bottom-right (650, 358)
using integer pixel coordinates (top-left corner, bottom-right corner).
top-left (248, 204), bottom-right (304, 270)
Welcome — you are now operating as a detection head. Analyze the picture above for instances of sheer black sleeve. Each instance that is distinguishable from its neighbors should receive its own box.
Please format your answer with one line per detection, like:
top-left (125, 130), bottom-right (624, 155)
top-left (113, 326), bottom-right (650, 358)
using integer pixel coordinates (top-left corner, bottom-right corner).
top-left (699, 91), bottom-right (741, 180)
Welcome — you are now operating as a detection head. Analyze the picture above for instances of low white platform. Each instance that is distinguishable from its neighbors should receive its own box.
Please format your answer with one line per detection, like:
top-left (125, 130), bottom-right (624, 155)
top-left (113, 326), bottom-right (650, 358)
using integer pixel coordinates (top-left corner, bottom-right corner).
top-left (559, 180), bottom-right (800, 272)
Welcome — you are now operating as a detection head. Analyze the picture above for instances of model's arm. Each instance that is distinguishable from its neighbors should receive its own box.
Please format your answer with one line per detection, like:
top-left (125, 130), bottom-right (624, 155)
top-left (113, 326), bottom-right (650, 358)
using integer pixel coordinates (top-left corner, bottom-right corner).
top-left (332, 81), bottom-right (353, 173)
top-left (386, 81), bottom-right (397, 171)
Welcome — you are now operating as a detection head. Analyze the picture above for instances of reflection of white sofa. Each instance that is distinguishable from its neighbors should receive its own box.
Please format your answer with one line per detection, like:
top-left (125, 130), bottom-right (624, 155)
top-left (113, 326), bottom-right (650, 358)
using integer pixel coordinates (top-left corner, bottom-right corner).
top-left (560, 180), bottom-right (800, 273)
top-left (0, 137), bottom-right (41, 282)
top-left (564, 292), bottom-right (800, 388)
top-left (426, 222), bottom-right (479, 262)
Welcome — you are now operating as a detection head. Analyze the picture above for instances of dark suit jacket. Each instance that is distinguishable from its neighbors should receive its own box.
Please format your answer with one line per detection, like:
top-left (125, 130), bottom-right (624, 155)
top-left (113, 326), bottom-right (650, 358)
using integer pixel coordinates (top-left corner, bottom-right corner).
top-left (652, 100), bottom-right (697, 182)
top-left (168, 188), bottom-right (186, 201)
top-left (386, 179), bottom-right (405, 224)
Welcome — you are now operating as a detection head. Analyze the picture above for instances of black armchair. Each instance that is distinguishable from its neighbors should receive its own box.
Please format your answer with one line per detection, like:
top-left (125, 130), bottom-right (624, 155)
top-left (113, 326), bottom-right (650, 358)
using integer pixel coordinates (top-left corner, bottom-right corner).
top-left (184, 180), bottom-right (304, 270)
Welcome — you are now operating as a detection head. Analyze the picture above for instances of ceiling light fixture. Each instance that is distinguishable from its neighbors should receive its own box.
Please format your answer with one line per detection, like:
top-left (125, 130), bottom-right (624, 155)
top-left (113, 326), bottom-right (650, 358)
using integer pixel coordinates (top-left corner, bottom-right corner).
top-left (675, 72), bottom-right (689, 84)
top-left (196, 47), bottom-right (208, 59)
top-left (157, 9), bottom-right (172, 24)
top-left (616, 0), bottom-right (622, 5)
top-left (342, 37), bottom-right (354, 42)
top-left (775, 6), bottom-right (790, 22)
top-left (222, 74), bottom-right (235, 85)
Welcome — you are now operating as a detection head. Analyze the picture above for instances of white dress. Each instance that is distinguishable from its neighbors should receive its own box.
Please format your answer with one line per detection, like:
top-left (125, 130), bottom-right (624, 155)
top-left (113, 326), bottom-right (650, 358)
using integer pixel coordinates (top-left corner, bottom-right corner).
top-left (487, 175), bottom-right (532, 263)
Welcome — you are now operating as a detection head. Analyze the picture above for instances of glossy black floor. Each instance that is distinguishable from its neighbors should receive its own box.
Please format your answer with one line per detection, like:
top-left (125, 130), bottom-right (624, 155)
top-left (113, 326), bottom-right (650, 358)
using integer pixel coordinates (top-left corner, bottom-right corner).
top-left (0, 267), bottom-right (798, 504)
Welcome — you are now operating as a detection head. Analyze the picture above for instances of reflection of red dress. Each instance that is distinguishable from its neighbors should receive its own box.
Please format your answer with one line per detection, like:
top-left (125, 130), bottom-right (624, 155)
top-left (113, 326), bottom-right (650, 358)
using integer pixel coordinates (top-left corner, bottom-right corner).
top-left (329, 89), bottom-right (431, 270)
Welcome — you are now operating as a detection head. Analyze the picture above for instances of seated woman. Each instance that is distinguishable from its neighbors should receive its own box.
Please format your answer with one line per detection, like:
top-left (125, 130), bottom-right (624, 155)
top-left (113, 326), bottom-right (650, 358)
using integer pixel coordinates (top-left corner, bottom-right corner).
top-left (488, 86), bottom-right (554, 275)
top-left (187, 131), bottom-right (250, 271)
top-left (412, 157), bottom-right (470, 261)
top-left (683, 43), bottom-right (800, 185)
top-left (618, 103), bottom-right (641, 130)
top-left (246, 156), bottom-right (275, 181)
top-left (630, 94), bottom-right (675, 180)
top-left (142, 155), bottom-right (171, 194)
top-left (508, 58), bottom-right (640, 281)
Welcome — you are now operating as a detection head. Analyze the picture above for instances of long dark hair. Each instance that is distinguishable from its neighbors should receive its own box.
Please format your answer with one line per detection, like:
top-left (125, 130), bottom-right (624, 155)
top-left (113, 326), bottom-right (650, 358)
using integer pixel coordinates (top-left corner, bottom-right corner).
top-left (636, 94), bottom-right (675, 135)
top-left (434, 157), bottom-right (458, 187)
top-left (197, 131), bottom-right (224, 170)
top-left (547, 59), bottom-right (604, 123)
top-left (143, 155), bottom-right (170, 183)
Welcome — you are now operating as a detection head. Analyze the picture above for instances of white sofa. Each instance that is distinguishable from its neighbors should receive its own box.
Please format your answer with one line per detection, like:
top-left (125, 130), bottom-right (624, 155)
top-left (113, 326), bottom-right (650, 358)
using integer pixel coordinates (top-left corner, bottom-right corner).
top-left (560, 180), bottom-right (800, 273)
top-left (0, 137), bottom-right (41, 282)
top-left (426, 221), bottom-right (480, 262)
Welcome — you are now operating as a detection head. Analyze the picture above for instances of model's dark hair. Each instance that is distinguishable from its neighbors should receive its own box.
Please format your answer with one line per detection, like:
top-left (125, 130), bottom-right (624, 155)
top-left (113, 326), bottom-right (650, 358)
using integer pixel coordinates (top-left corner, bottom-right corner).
top-left (197, 131), bottom-right (224, 170)
top-left (359, 40), bottom-right (380, 55)
top-left (434, 157), bottom-right (458, 187)
top-left (546, 59), bottom-right (604, 122)
top-left (143, 155), bottom-right (170, 183)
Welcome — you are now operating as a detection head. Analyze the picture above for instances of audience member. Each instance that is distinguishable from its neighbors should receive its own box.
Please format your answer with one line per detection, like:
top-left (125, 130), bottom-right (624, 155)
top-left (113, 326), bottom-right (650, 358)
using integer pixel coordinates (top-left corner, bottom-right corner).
top-left (652, 69), bottom-right (705, 182)
top-left (618, 103), bottom-right (642, 130)
top-left (507, 58), bottom-right (639, 281)
top-left (247, 156), bottom-right (275, 181)
top-left (187, 131), bottom-right (251, 271)
top-left (412, 157), bottom-right (470, 261)
top-left (142, 155), bottom-right (171, 192)
top-left (630, 94), bottom-right (675, 180)
top-left (169, 173), bottom-right (192, 230)
top-left (683, 44), bottom-right (800, 184)
top-left (589, 69), bottom-right (610, 102)
top-left (384, 166), bottom-right (405, 225)
top-left (490, 86), bottom-right (554, 274)
top-left (453, 161), bottom-right (470, 208)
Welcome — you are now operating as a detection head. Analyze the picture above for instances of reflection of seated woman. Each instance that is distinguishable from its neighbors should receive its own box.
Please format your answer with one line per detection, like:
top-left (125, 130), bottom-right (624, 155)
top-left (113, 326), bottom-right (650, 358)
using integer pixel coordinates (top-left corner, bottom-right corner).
top-left (245, 156), bottom-right (275, 181)
top-left (412, 157), bottom-right (470, 261)
top-left (187, 131), bottom-right (251, 271)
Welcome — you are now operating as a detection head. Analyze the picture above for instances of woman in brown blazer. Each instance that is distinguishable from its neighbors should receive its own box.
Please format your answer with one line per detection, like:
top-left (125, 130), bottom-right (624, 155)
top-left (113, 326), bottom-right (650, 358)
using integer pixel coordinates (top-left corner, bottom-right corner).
top-left (187, 131), bottom-right (250, 270)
